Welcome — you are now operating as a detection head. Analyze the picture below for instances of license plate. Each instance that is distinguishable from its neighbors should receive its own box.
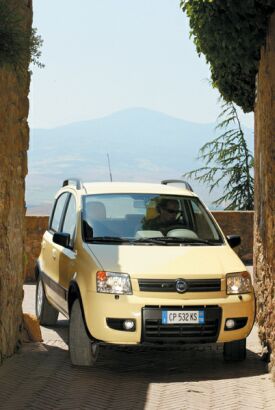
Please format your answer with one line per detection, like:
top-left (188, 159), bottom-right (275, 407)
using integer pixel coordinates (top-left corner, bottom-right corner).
top-left (162, 310), bottom-right (204, 324)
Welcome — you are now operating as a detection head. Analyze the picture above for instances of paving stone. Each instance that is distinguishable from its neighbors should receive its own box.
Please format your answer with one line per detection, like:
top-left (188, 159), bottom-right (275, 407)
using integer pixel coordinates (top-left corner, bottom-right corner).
top-left (0, 283), bottom-right (273, 410)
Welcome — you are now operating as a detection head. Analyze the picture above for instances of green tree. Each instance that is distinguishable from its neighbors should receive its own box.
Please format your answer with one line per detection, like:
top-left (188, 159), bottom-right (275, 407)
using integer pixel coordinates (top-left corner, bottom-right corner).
top-left (184, 100), bottom-right (254, 210)
top-left (30, 28), bottom-right (44, 69)
top-left (180, 0), bottom-right (275, 112)
top-left (0, 1), bottom-right (43, 70)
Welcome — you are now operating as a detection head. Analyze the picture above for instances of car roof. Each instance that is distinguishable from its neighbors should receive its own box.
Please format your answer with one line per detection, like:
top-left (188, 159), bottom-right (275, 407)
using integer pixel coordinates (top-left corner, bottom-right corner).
top-left (59, 181), bottom-right (197, 197)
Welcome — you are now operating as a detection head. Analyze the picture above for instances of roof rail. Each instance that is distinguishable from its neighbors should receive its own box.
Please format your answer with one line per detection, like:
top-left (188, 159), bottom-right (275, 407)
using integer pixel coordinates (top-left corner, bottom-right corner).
top-left (161, 179), bottom-right (193, 192)
top-left (62, 178), bottom-right (82, 190)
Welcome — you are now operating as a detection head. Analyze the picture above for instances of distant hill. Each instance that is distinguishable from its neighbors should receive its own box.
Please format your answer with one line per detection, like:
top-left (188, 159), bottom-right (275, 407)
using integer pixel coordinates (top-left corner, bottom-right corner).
top-left (26, 107), bottom-right (253, 213)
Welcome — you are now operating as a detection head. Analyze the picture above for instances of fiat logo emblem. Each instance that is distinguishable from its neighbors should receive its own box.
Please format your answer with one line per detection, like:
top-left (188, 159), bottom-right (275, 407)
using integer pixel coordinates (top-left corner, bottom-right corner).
top-left (176, 279), bottom-right (188, 293)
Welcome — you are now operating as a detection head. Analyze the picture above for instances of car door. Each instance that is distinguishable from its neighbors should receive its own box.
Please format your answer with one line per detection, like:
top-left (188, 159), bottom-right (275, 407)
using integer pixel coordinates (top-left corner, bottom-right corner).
top-left (41, 192), bottom-right (70, 313)
top-left (58, 193), bottom-right (78, 316)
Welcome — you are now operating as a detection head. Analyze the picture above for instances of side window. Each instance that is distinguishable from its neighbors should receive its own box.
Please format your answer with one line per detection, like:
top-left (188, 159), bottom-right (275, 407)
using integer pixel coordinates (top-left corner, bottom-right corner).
top-left (62, 195), bottom-right (77, 247)
top-left (50, 193), bottom-right (69, 232)
top-left (190, 199), bottom-right (219, 240)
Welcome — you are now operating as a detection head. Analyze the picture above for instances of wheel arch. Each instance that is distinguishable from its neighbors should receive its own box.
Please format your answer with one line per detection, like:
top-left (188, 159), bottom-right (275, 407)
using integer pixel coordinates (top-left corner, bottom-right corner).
top-left (68, 280), bottom-right (81, 315)
top-left (68, 280), bottom-right (98, 342)
top-left (34, 261), bottom-right (41, 281)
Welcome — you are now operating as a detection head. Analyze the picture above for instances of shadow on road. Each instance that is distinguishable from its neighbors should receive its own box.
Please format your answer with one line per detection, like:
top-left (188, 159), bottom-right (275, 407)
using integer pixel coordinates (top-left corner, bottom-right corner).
top-left (0, 333), bottom-right (268, 410)
top-left (47, 319), bottom-right (268, 384)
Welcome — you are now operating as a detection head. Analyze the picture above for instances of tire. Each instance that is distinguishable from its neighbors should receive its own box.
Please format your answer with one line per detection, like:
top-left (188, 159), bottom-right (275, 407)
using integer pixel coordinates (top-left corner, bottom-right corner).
top-left (69, 299), bottom-right (99, 366)
top-left (223, 338), bottom-right (247, 361)
top-left (35, 275), bottom-right (59, 326)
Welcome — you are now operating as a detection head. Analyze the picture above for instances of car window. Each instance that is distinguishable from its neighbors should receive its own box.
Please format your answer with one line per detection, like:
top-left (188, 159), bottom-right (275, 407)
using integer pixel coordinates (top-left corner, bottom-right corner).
top-left (190, 199), bottom-right (220, 240)
top-left (82, 193), bottom-right (223, 243)
top-left (85, 195), bottom-right (146, 219)
top-left (50, 192), bottom-right (70, 232)
top-left (62, 195), bottom-right (77, 247)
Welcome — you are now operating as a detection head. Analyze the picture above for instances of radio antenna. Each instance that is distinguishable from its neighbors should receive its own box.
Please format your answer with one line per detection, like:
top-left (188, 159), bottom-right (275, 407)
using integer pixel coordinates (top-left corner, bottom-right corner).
top-left (107, 153), bottom-right (113, 182)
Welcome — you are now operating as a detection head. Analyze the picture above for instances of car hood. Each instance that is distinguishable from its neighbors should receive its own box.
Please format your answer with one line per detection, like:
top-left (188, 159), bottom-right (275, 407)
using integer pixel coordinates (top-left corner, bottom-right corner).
top-left (87, 243), bottom-right (245, 279)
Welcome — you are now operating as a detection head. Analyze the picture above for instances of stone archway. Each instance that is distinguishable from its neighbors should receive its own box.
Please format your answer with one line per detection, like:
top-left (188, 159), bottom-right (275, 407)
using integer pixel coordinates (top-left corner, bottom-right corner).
top-left (0, 2), bottom-right (274, 376)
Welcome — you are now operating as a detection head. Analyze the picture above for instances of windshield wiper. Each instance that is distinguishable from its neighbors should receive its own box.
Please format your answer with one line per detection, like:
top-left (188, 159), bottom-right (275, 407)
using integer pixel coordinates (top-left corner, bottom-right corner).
top-left (87, 236), bottom-right (129, 243)
top-left (136, 237), bottom-right (219, 245)
top-left (132, 237), bottom-right (168, 245)
top-left (179, 238), bottom-right (218, 245)
top-left (88, 236), bottom-right (166, 245)
top-left (88, 236), bottom-right (220, 246)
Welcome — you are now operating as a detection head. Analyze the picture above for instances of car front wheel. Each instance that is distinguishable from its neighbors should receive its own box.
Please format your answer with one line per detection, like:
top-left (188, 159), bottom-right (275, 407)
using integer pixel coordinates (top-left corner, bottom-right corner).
top-left (35, 275), bottom-right (58, 326)
top-left (69, 299), bottom-right (99, 366)
top-left (223, 338), bottom-right (247, 361)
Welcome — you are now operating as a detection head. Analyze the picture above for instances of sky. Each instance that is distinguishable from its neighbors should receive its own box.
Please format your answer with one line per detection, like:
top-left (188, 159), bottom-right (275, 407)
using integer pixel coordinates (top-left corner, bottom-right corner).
top-left (29, 0), bottom-right (254, 130)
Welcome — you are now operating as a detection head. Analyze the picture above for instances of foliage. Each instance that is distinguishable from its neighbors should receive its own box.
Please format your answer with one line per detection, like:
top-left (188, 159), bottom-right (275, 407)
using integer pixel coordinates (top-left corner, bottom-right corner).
top-left (0, 1), bottom-right (43, 70)
top-left (183, 100), bottom-right (254, 210)
top-left (180, 0), bottom-right (275, 112)
top-left (30, 28), bottom-right (45, 69)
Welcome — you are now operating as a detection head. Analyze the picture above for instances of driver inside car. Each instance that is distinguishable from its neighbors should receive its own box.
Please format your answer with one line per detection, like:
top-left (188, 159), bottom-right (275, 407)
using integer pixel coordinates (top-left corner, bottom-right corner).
top-left (142, 198), bottom-right (182, 235)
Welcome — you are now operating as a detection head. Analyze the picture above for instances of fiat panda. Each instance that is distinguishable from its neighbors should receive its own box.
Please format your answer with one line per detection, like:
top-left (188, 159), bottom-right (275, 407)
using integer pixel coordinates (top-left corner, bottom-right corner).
top-left (35, 179), bottom-right (255, 366)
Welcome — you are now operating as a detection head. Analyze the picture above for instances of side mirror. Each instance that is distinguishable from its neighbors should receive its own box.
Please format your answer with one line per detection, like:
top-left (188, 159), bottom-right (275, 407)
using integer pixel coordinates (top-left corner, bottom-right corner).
top-left (53, 232), bottom-right (70, 248)
top-left (226, 235), bottom-right (241, 248)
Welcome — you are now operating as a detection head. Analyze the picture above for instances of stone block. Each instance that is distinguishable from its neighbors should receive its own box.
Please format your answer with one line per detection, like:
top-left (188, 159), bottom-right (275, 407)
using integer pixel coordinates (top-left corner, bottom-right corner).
top-left (22, 313), bottom-right (43, 342)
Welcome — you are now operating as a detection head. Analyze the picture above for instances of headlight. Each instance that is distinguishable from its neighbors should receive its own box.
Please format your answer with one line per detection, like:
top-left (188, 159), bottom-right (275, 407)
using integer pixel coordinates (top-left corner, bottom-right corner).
top-left (96, 271), bottom-right (132, 295)
top-left (226, 271), bottom-right (252, 294)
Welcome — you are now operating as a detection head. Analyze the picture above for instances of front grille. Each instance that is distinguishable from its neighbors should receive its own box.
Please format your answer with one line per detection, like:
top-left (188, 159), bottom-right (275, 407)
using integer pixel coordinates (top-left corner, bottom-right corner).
top-left (142, 306), bottom-right (221, 343)
top-left (138, 279), bottom-right (221, 292)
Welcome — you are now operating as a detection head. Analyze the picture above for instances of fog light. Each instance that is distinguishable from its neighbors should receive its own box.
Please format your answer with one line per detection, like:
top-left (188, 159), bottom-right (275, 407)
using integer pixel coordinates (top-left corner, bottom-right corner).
top-left (123, 320), bottom-right (135, 330)
top-left (225, 319), bottom-right (235, 329)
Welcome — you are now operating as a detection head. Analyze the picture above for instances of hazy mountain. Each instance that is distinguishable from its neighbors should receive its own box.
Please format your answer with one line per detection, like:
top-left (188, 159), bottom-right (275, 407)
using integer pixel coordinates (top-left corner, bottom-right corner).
top-left (26, 107), bottom-right (253, 214)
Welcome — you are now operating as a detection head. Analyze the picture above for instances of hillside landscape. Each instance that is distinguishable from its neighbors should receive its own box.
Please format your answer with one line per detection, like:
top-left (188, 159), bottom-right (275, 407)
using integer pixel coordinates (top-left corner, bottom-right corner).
top-left (26, 108), bottom-right (253, 214)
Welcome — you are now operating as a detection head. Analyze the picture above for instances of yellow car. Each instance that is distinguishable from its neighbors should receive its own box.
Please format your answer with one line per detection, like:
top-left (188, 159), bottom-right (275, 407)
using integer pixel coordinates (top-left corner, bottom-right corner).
top-left (35, 179), bottom-right (255, 366)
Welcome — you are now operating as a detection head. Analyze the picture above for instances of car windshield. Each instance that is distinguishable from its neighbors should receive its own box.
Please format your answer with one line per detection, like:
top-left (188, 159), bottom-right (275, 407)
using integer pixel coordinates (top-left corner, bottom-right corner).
top-left (82, 193), bottom-right (224, 245)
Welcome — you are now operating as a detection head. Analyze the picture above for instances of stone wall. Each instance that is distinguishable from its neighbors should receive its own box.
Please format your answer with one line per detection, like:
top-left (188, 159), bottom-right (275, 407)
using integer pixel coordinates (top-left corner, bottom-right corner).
top-left (0, 1), bottom-right (32, 363)
top-left (24, 211), bottom-right (254, 281)
top-left (25, 216), bottom-right (48, 282)
top-left (254, 11), bottom-right (275, 379)
top-left (213, 211), bottom-right (253, 263)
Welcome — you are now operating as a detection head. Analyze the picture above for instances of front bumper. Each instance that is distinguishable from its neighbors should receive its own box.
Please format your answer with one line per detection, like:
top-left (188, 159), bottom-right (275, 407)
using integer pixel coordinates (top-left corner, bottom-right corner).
top-left (82, 290), bottom-right (255, 345)
top-left (142, 305), bottom-right (222, 343)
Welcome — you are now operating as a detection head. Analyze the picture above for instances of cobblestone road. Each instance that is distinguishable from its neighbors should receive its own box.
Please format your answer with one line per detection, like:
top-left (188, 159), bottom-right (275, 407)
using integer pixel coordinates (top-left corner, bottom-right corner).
top-left (0, 283), bottom-right (274, 410)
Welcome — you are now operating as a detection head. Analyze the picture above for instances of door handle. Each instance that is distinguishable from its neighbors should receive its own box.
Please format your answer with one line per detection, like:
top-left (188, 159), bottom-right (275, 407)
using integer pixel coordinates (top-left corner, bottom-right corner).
top-left (52, 249), bottom-right (57, 260)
